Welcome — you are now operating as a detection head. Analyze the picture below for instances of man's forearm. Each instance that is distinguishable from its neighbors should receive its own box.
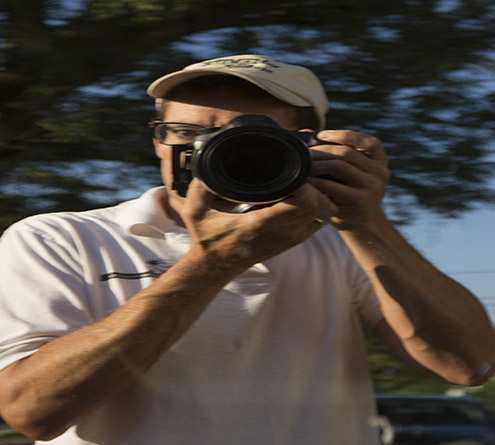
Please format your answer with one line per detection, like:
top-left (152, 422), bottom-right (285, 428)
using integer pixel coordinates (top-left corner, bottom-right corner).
top-left (0, 246), bottom-right (247, 440)
top-left (0, 183), bottom-right (335, 440)
top-left (339, 213), bottom-right (495, 385)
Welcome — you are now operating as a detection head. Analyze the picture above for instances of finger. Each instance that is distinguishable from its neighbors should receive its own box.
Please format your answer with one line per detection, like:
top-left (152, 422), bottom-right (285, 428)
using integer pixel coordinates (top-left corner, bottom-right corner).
top-left (182, 178), bottom-right (217, 217)
top-left (256, 184), bottom-right (337, 224)
top-left (310, 144), bottom-right (374, 172)
top-left (316, 129), bottom-right (388, 163)
top-left (310, 157), bottom-right (390, 184)
top-left (278, 184), bottom-right (338, 224)
top-left (308, 177), bottom-right (370, 209)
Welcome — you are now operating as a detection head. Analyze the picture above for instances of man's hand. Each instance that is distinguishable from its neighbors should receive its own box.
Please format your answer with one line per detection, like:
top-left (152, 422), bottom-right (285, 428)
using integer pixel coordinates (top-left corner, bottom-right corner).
top-left (179, 178), bottom-right (337, 269)
top-left (0, 176), bottom-right (339, 441)
top-left (310, 132), bottom-right (495, 386)
top-left (308, 130), bottom-right (390, 230)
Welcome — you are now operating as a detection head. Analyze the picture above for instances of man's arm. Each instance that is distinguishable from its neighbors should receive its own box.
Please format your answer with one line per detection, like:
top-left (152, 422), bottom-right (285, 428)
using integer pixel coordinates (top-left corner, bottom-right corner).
top-left (341, 214), bottom-right (495, 385)
top-left (0, 246), bottom-right (241, 440)
top-left (310, 129), bottom-right (495, 385)
top-left (0, 181), bottom-right (336, 441)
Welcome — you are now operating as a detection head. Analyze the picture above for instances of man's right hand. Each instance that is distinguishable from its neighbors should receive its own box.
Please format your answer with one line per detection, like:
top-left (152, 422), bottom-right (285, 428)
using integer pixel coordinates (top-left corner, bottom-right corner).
top-left (0, 179), bottom-right (336, 441)
top-left (179, 178), bottom-right (338, 270)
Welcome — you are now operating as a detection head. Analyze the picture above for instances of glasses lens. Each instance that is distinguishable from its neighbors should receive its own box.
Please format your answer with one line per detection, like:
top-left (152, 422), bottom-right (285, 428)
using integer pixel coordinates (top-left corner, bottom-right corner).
top-left (156, 123), bottom-right (203, 145)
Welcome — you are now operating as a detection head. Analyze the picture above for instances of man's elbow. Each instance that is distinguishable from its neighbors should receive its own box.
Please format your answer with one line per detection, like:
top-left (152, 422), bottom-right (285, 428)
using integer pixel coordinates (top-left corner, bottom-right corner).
top-left (464, 361), bottom-right (495, 387)
top-left (464, 337), bottom-right (495, 386)
top-left (445, 355), bottom-right (495, 387)
top-left (1, 404), bottom-right (71, 441)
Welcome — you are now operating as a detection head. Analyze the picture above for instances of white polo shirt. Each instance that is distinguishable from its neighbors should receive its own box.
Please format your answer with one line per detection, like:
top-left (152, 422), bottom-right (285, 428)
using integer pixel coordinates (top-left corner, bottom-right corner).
top-left (0, 187), bottom-right (383, 445)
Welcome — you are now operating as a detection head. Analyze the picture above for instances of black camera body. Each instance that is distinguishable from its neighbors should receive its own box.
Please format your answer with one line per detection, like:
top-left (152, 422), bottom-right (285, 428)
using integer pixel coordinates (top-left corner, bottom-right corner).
top-left (171, 114), bottom-right (326, 204)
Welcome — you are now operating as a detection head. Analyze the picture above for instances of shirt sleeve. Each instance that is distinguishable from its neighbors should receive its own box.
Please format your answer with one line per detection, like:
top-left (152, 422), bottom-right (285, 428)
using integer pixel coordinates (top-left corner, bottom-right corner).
top-left (0, 218), bottom-right (92, 371)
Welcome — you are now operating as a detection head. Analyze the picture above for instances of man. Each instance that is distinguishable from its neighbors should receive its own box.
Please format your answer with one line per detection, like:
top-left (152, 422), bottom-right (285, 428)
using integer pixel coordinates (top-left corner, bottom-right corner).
top-left (0, 54), bottom-right (493, 445)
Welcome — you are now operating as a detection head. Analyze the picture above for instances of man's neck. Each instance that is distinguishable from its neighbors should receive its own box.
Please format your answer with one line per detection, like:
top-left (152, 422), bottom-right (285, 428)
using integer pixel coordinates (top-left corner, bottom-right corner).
top-left (161, 194), bottom-right (186, 227)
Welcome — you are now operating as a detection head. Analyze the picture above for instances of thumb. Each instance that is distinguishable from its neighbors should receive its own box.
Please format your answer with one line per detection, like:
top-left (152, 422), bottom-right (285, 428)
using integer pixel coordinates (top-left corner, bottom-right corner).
top-left (182, 178), bottom-right (217, 218)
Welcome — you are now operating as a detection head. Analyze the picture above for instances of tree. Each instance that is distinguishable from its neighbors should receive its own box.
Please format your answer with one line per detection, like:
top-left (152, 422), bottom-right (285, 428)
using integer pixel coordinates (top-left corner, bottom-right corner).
top-left (1, 0), bottom-right (493, 233)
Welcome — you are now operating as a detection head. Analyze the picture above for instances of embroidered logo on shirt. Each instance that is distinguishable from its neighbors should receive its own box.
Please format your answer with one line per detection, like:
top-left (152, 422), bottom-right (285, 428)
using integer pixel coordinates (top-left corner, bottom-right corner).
top-left (100, 259), bottom-right (169, 281)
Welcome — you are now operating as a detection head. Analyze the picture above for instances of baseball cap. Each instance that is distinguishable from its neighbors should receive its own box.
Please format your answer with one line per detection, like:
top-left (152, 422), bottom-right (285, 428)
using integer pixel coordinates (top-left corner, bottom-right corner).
top-left (147, 54), bottom-right (328, 129)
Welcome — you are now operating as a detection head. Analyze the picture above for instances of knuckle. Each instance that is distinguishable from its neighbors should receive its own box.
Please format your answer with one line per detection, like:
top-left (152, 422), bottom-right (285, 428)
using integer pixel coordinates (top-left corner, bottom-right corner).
top-left (366, 171), bottom-right (386, 188)
top-left (361, 135), bottom-right (382, 150)
top-left (373, 165), bottom-right (390, 182)
top-left (339, 145), bottom-right (357, 157)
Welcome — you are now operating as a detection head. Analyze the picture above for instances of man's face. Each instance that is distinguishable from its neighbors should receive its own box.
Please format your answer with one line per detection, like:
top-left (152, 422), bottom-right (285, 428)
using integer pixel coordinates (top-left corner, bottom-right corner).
top-left (153, 85), bottom-right (300, 204)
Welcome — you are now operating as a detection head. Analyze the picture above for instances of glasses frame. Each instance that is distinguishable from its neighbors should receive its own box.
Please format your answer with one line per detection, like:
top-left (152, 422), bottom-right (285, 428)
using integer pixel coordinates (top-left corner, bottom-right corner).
top-left (148, 121), bottom-right (208, 145)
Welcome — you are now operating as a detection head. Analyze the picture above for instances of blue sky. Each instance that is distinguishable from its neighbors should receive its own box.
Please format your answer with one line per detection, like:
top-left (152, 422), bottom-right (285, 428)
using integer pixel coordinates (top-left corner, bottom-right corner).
top-left (402, 204), bottom-right (495, 322)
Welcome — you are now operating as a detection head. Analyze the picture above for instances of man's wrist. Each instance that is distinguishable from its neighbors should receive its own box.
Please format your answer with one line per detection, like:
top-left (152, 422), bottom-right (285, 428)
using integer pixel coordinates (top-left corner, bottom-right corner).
top-left (332, 208), bottom-right (389, 234)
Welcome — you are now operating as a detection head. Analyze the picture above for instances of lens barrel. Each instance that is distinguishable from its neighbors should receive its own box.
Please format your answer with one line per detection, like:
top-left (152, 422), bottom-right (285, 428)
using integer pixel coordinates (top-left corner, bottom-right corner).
top-left (190, 121), bottom-right (311, 203)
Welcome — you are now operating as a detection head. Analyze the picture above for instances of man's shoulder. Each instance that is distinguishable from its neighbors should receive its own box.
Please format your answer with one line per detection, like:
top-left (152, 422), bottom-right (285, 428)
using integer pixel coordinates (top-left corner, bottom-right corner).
top-left (2, 187), bottom-right (166, 246)
top-left (6, 204), bottom-right (119, 238)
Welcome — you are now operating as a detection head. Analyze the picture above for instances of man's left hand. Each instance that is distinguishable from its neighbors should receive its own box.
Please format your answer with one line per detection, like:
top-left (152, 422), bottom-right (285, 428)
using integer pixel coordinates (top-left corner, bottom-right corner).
top-left (308, 129), bottom-right (390, 230)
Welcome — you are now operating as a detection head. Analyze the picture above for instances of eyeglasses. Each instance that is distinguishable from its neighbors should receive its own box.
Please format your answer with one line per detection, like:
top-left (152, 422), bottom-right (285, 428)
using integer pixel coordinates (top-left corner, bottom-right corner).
top-left (149, 121), bottom-right (208, 145)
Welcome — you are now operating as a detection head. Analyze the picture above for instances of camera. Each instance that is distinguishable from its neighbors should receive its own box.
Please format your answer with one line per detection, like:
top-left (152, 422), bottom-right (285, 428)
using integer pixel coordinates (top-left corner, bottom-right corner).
top-left (171, 114), bottom-right (327, 204)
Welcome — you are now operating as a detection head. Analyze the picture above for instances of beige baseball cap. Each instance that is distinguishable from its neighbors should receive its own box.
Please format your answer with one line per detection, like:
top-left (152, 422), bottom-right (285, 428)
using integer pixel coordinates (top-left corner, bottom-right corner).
top-left (147, 54), bottom-right (328, 129)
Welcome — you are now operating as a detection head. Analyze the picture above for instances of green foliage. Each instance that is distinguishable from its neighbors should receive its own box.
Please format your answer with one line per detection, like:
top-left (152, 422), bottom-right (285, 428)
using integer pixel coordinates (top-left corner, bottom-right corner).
top-left (475, 379), bottom-right (495, 414)
top-left (0, 0), bottom-right (494, 229)
top-left (366, 334), bottom-right (452, 395)
top-left (0, 423), bottom-right (30, 443)
top-left (85, 0), bottom-right (171, 21)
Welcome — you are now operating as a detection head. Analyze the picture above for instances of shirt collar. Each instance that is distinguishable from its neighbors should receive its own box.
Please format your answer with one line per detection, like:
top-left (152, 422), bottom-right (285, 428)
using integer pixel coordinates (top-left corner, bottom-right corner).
top-left (116, 187), bottom-right (186, 239)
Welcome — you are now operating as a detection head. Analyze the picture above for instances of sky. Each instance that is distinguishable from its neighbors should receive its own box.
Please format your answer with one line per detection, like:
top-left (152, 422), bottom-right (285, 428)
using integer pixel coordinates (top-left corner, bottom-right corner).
top-left (5, 0), bottom-right (494, 321)
top-left (401, 204), bottom-right (495, 322)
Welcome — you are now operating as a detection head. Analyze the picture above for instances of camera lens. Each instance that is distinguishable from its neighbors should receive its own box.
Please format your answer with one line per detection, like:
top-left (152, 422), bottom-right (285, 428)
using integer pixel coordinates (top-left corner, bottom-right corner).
top-left (191, 126), bottom-right (310, 203)
top-left (219, 136), bottom-right (286, 185)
